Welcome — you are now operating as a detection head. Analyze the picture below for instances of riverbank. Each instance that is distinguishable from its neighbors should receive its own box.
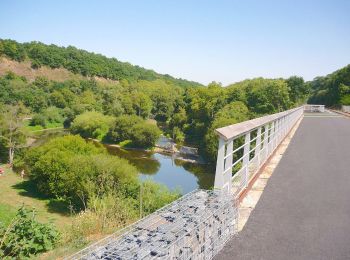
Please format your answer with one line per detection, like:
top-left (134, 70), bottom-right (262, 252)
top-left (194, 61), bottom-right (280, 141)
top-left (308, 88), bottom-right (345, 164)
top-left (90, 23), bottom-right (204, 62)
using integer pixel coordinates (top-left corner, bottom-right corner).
top-left (89, 137), bottom-right (207, 165)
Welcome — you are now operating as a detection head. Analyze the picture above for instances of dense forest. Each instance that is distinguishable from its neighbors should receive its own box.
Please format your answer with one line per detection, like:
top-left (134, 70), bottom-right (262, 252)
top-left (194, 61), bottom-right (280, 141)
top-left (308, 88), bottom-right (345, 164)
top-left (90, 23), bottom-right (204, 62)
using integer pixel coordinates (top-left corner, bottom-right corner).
top-left (308, 65), bottom-right (350, 106)
top-left (0, 38), bottom-right (348, 258)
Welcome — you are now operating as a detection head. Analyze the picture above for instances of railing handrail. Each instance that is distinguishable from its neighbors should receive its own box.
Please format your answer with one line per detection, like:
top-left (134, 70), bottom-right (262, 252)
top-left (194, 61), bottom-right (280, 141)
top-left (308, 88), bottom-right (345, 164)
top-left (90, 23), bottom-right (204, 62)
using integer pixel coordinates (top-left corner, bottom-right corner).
top-left (215, 106), bottom-right (304, 141)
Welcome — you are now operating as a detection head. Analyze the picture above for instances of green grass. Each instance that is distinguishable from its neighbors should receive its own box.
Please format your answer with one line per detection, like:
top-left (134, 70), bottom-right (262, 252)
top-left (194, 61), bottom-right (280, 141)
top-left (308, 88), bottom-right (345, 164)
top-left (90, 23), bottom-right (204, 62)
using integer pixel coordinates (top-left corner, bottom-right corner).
top-left (118, 139), bottom-right (134, 148)
top-left (0, 165), bottom-right (72, 231)
top-left (24, 120), bottom-right (64, 132)
top-left (0, 204), bottom-right (17, 226)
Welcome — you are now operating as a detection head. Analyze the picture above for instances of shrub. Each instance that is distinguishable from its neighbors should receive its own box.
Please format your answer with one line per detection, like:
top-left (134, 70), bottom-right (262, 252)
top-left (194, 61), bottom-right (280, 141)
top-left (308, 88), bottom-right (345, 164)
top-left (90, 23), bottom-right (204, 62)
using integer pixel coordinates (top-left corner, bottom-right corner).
top-left (139, 180), bottom-right (180, 216)
top-left (131, 123), bottom-right (161, 148)
top-left (67, 193), bottom-right (138, 242)
top-left (172, 127), bottom-right (185, 144)
top-left (71, 111), bottom-right (115, 140)
top-left (108, 115), bottom-right (143, 143)
top-left (30, 114), bottom-right (46, 127)
top-left (0, 207), bottom-right (59, 258)
top-left (25, 135), bottom-right (103, 199)
top-left (43, 106), bottom-right (64, 123)
top-left (25, 135), bottom-right (139, 209)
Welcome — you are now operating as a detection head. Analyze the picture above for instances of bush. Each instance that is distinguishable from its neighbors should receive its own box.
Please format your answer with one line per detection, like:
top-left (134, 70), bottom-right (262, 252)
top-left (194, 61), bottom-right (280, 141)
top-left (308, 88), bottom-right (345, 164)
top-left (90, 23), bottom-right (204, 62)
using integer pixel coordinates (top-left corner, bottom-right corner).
top-left (71, 111), bottom-right (115, 140)
top-left (172, 127), bottom-right (185, 144)
top-left (67, 193), bottom-right (138, 241)
top-left (25, 135), bottom-right (103, 200)
top-left (43, 106), bottom-right (64, 123)
top-left (30, 114), bottom-right (46, 127)
top-left (25, 135), bottom-right (139, 208)
top-left (139, 180), bottom-right (180, 216)
top-left (108, 115), bottom-right (143, 143)
top-left (131, 123), bottom-right (161, 148)
top-left (0, 207), bottom-right (59, 258)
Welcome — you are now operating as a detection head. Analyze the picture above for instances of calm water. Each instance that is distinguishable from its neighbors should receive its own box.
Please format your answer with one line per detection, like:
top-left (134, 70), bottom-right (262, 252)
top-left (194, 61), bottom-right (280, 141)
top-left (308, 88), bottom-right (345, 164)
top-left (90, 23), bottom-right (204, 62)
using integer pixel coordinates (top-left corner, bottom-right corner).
top-left (32, 131), bottom-right (215, 194)
top-left (105, 146), bottom-right (215, 194)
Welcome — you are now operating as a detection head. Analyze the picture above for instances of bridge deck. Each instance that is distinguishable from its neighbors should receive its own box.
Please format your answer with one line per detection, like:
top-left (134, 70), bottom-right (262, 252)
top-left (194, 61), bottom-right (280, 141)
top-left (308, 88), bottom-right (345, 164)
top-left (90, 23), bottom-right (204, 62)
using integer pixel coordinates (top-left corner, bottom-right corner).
top-left (216, 111), bottom-right (350, 260)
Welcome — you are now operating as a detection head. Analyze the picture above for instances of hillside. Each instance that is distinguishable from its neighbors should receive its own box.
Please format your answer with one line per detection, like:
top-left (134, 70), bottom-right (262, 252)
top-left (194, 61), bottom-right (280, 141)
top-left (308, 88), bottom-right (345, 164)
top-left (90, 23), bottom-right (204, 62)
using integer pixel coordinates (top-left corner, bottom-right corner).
top-left (0, 39), bottom-right (202, 88)
top-left (0, 57), bottom-right (119, 84)
top-left (308, 64), bottom-right (350, 106)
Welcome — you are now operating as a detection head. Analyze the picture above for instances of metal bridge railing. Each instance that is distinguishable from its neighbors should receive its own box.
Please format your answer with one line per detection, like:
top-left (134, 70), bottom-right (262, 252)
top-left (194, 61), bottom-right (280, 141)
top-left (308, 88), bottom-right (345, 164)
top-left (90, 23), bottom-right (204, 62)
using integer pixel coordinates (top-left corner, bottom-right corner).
top-left (214, 106), bottom-right (305, 197)
top-left (304, 104), bottom-right (325, 113)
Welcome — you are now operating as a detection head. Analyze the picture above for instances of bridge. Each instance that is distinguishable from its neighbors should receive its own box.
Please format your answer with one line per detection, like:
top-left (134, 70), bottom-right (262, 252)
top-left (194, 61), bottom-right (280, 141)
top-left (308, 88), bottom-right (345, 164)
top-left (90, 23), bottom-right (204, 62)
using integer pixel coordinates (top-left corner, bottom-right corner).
top-left (68, 105), bottom-right (350, 259)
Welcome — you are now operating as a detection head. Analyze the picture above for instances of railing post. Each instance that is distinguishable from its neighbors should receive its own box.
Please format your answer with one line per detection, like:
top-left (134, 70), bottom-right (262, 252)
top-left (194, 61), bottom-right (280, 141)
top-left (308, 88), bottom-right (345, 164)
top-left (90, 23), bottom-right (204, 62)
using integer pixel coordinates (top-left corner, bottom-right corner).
top-left (275, 119), bottom-right (279, 148)
top-left (269, 121), bottom-right (275, 154)
top-left (263, 124), bottom-right (269, 162)
top-left (214, 137), bottom-right (226, 191)
top-left (256, 127), bottom-right (262, 167)
top-left (225, 140), bottom-right (233, 193)
top-left (242, 132), bottom-right (251, 188)
top-left (282, 116), bottom-right (286, 138)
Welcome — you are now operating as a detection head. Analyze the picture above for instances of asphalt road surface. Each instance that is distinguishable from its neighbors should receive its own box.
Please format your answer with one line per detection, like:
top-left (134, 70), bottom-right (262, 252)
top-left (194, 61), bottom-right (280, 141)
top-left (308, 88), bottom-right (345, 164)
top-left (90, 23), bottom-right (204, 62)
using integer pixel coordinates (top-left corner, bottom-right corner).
top-left (215, 112), bottom-right (350, 260)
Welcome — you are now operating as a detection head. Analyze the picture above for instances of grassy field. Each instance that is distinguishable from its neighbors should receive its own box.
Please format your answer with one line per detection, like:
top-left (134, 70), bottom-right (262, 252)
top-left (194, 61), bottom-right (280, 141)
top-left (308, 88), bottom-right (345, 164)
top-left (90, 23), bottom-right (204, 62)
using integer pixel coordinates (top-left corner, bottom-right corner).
top-left (24, 120), bottom-right (64, 132)
top-left (0, 165), bottom-right (72, 231)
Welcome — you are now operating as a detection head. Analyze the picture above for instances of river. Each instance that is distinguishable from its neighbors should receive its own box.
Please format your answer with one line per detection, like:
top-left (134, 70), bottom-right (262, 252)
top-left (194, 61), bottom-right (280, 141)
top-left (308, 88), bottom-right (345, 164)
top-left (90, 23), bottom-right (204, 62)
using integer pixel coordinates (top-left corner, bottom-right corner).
top-left (31, 130), bottom-right (215, 194)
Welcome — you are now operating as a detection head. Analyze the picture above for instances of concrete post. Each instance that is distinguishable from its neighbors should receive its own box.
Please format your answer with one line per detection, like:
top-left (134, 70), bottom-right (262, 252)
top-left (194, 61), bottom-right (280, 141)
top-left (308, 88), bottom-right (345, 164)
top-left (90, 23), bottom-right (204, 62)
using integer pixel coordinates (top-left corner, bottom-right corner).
top-left (214, 138), bottom-right (226, 191)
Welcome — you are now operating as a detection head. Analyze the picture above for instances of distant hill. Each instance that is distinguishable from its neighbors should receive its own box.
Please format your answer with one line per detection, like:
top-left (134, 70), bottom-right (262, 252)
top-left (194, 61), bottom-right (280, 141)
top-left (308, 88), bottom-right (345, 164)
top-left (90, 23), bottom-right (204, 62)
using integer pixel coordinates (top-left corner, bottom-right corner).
top-left (0, 39), bottom-right (202, 88)
top-left (0, 57), bottom-right (119, 84)
top-left (308, 64), bottom-right (350, 106)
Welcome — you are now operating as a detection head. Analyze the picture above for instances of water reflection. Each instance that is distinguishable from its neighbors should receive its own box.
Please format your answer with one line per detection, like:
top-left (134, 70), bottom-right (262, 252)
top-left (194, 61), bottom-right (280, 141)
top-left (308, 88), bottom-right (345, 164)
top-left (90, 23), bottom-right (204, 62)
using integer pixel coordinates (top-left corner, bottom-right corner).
top-left (31, 131), bottom-right (215, 194)
top-left (105, 146), bottom-right (215, 194)
top-left (105, 146), bottom-right (161, 175)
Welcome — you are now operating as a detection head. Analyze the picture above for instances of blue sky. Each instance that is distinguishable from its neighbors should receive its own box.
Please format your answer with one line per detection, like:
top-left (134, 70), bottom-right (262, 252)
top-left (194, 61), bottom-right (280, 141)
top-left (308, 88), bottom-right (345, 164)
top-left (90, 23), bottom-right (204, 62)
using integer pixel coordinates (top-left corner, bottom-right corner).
top-left (0, 0), bottom-right (349, 85)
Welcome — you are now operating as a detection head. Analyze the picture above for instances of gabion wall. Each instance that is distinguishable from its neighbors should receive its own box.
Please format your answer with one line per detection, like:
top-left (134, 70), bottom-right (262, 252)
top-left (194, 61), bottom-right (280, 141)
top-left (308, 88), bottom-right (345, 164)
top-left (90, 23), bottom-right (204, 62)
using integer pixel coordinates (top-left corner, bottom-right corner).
top-left (68, 190), bottom-right (238, 260)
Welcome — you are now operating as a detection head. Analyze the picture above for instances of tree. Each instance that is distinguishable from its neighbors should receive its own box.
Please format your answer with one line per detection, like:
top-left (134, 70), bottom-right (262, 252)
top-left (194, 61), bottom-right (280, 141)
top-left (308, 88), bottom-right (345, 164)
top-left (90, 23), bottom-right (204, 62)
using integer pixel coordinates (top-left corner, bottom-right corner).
top-left (133, 92), bottom-right (153, 119)
top-left (108, 115), bottom-right (143, 143)
top-left (30, 114), bottom-right (46, 128)
top-left (0, 104), bottom-right (28, 165)
top-left (131, 123), bottom-right (161, 148)
top-left (286, 76), bottom-right (308, 105)
top-left (204, 102), bottom-right (250, 161)
top-left (24, 135), bottom-right (139, 208)
top-left (172, 127), bottom-right (185, 144)
top-left (71, 111), bottom-right (115, 140)
top-left (43, 106), bottom-right (64, 124)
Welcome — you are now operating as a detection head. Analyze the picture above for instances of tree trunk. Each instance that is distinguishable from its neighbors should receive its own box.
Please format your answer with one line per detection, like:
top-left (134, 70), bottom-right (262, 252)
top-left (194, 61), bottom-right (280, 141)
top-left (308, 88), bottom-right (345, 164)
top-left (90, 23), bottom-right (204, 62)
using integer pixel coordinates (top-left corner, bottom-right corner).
top-left (9, 147), bottom-right (14, 167)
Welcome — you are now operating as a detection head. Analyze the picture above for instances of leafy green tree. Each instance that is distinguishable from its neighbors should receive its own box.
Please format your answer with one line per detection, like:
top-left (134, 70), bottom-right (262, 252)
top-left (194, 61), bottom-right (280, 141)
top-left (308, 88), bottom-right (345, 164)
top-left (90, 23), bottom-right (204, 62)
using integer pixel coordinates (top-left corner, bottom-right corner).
top-left (108, 115), bottom-right (143, 143)
top-left (169, 107), bottom-right (187, 129)
top-left (49, 91), bottom-right (67, 108)
top-left (71, 111), bottom-right (115, 140)
top-left (0, 104), bottom-right (28, 165)
top-left (286, 76), bottom-right (309, 105)
top-left (131, 123), bottom-right (161, 148)
top-left (308, 65), bottom-right (350, 106)
top-left (24, 135), bottom-right (141, 208)
top-left (133, 92), bottom-right (153, 119)
top-left (204, 102), bottom-right (250, 161)
top-left (339, 83), bottom-right (350, 105)
top-left (172, 127), bottom-right (185, 144)
top-left (30, 114), bottom-right (46, 127)
top-left (43, 106), bottom-right (64, 124)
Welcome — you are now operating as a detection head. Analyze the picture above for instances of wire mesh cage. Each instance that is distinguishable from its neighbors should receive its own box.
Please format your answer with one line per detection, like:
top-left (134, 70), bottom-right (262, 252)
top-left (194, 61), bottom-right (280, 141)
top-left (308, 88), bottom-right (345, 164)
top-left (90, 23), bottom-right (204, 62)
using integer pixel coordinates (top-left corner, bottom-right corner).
top-left (67, 190), bottom-right (238, 260)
